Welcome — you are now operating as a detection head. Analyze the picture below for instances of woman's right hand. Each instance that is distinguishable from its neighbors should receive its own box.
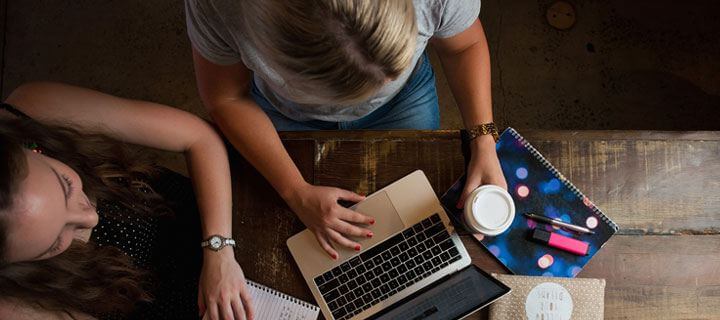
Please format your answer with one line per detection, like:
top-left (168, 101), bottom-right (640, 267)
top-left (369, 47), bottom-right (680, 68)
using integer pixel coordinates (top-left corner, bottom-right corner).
top-left (285, 182), bottom-right (375, 259)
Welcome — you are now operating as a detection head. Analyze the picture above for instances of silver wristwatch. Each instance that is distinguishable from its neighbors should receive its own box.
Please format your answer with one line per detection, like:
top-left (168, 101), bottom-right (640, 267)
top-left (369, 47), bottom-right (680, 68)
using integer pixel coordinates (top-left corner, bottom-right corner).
top-left (201, 235), bottom-right (236, 251)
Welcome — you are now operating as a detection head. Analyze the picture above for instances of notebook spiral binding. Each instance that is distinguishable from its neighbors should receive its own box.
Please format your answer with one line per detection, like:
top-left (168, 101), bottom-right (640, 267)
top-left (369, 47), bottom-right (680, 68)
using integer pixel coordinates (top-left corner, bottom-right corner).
top-left (506, 128), bottom-right (619, 232)
top-left (247, 280), bottom-right (320, 311)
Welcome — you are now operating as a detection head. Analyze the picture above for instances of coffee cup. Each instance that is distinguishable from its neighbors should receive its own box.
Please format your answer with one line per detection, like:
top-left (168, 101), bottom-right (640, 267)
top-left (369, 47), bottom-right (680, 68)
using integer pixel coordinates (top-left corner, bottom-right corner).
top-left (463, 185), bottom-right (515, 236)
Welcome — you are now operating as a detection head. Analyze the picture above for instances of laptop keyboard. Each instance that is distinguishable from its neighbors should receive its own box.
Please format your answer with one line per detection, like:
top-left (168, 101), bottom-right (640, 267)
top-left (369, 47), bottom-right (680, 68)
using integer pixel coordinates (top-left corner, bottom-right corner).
top-left (313, 213), bottom-right (462, 320)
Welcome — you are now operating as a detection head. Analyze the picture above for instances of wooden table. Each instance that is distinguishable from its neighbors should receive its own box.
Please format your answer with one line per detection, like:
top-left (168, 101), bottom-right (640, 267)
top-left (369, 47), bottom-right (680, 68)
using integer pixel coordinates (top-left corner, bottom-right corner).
top-left (230, 130), bottom-right (720, 319)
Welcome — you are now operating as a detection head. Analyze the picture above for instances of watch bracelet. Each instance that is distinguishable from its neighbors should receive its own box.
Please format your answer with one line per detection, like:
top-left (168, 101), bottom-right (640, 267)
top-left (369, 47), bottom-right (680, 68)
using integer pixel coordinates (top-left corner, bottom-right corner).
top-left (466, 122), bottom-right (499, 142)
top-left (201, 235), bottom-right (236, 250)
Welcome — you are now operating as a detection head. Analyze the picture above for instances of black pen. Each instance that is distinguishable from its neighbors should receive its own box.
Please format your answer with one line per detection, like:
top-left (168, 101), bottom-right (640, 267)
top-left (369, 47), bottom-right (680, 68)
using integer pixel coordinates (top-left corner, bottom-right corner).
top-left (524, 213), bottom-right (595, 235)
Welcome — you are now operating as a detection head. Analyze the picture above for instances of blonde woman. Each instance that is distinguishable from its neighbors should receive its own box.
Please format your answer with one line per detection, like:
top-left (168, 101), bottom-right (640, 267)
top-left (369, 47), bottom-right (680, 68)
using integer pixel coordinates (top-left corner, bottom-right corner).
top-left (186, 0), bottom-right (506, 259)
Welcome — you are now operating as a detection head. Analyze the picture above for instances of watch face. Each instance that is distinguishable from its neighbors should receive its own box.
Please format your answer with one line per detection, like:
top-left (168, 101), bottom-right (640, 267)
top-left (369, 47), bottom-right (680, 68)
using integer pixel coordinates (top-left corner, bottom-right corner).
top-left (210, 236), bottom-right (222, 249)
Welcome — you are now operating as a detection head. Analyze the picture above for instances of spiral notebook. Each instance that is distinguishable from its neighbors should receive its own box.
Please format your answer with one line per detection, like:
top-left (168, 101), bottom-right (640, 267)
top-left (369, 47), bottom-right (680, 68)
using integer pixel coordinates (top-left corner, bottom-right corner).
top-left (247, 280), bottom-right (320, 320)
top-left (441, 127), bottom-right (619, 277)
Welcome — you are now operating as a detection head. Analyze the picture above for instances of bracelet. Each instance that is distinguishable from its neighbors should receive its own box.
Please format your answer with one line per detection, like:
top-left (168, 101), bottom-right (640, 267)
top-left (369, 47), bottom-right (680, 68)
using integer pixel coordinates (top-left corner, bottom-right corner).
top-left (467, 122), bottom-right (499, 142)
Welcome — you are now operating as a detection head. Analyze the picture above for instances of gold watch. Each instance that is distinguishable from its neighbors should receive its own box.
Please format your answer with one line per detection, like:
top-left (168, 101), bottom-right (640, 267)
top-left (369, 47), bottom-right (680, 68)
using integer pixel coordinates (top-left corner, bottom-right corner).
top-left (467, 122), bottom-right (499, 142)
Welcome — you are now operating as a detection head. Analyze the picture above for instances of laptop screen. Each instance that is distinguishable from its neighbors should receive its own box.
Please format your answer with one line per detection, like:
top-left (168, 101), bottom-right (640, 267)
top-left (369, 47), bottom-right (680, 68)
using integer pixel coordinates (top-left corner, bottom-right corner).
top-left (369, 265), bottom-right (510, 320)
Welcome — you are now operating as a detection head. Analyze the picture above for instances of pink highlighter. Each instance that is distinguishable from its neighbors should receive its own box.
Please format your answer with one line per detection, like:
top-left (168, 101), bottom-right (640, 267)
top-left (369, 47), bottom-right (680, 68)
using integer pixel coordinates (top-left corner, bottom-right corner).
top-left (532, 229), bottom-right (589, 256)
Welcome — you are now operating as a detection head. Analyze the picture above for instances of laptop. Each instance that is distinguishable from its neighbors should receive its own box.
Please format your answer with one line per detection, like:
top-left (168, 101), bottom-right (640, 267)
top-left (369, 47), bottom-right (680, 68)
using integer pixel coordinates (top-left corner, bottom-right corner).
top-left (287, 170), bottom-right (511, 320)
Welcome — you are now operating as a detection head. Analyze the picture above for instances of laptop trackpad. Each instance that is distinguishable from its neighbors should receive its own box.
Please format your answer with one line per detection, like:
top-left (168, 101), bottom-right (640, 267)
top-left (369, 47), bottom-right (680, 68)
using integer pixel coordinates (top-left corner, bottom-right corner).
top-left (344, 191), bottom-right (405, 253)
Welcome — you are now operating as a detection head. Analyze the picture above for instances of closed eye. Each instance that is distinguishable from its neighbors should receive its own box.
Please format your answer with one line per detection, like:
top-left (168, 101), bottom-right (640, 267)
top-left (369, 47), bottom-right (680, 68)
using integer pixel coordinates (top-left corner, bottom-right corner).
top-left (61, 174), bottom-right (74, 199)
top-left (50, 167), bottom-right (69, 207)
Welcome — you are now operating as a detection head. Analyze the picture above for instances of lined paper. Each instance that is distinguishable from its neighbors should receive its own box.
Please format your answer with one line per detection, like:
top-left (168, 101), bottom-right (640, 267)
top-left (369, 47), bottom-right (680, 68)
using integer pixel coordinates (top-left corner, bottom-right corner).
top-left (247, 280), bottom-right (320, 320)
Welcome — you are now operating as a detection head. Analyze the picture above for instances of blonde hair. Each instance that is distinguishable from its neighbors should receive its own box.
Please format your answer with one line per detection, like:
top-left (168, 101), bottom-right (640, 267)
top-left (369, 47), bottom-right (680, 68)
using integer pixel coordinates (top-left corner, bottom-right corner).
top-left (241, 0), bottom-right (417, 104)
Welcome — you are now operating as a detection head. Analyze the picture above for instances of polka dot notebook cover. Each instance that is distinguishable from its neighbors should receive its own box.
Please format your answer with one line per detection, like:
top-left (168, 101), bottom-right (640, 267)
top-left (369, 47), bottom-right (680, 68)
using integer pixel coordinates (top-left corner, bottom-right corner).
top-left (488, 274), bottom-right (605, 320)
top-left (441, 127), bottom-right (619, 277)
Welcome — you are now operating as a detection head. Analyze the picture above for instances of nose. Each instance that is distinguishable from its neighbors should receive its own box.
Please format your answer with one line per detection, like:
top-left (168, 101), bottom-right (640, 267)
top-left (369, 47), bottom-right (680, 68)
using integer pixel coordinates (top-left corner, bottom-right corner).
top-left (70, 209), bottom-right (99, 229)
top-left (70, 197), bottom-right (99, 229)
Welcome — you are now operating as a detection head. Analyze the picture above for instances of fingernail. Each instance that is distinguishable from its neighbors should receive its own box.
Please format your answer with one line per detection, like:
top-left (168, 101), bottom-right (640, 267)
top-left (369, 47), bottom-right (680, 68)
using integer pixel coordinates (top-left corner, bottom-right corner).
top-left (331, 253), bottom-right (338, 260)
top-left (366, 232), bottom-right (373, 238)
top-left (369, 219), bottom-right (376, 225)
top-left (355, 245), bottom-right (361, 251)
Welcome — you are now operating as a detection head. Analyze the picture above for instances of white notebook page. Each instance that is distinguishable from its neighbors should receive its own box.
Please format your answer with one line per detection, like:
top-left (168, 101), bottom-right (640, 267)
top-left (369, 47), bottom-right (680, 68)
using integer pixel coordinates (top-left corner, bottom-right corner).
top-left (247, 280), bottom-right (320, 320)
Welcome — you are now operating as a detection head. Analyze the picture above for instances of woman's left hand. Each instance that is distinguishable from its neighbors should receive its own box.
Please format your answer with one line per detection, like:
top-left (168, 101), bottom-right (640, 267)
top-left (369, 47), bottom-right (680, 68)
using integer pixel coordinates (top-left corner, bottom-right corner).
top-left (199, 250), bottom-right (254, 320)
top-left (457, 134), bottom-right (507, 209)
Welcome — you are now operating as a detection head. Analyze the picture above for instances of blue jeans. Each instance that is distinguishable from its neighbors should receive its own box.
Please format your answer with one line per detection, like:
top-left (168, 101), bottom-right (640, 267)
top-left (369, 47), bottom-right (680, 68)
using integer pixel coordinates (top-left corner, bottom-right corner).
top-left (251, 53), bottom-right (440, 131)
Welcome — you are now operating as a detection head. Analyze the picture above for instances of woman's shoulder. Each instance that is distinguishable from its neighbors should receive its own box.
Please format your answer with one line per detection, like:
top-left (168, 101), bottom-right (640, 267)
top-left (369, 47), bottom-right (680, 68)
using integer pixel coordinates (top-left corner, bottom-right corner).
top-left (0, 298), bottom-right (97, 320)
top-left (415, 0), bottom-right (481, 38)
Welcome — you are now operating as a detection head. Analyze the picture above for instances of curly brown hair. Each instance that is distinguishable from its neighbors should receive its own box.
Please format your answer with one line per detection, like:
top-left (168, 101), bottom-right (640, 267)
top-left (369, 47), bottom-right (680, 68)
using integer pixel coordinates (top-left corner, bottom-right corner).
top-left (0, 116), bottom-right (172, 317)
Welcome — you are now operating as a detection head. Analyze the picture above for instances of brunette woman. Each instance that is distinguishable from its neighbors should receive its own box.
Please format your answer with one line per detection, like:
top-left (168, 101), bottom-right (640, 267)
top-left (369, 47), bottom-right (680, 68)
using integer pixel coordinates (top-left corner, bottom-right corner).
top-left (0, 82), bottom-right (253, 320)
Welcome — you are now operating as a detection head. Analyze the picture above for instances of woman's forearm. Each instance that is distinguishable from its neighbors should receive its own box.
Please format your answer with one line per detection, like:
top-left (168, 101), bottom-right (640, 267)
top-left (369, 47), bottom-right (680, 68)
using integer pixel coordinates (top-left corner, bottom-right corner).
top-left (191, 47), bottom-right (307, 203)
top-left (185, 124), bottom-right (234, 240)
top-left (208, 97), bottom-right (308, 201)
top-left (434, 20), bottom-right (494, 129)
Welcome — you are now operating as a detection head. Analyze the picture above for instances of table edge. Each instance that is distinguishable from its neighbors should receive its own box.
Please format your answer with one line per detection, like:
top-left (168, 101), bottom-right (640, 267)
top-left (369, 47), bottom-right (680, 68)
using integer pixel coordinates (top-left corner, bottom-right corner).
top-left (279, 130), bottom-right (720, 141)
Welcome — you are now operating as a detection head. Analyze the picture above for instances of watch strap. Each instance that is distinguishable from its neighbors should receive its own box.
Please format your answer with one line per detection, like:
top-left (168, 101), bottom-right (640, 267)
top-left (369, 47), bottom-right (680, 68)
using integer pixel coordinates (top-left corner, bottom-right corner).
top-left (466, 122), bottom-right (499, 142)
top-left (201, 235), bottom-right (236, 250)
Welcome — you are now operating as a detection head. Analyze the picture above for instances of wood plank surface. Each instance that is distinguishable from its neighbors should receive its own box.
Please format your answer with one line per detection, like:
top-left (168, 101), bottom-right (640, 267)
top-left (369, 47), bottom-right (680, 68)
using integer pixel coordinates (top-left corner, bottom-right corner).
top-left (583, 235), bottom-right (720, 319)
top-left (230, 130), bottom-right (720, 319)
top-left (531, 138), bottom-right (720, 235)
top-left (311, 139), bottom-right (463, 196)
top-left (462, 235), bottom-right (720, 319)
top-left (296, 130), bottom-right (720, 235)
top-left (230, 140), bottom-right (316, 301)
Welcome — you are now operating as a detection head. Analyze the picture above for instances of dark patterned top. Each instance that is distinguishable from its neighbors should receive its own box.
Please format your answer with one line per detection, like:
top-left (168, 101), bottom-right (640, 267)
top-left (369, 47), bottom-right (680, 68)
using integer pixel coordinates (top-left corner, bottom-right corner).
top-left (2, 103), bottom-right (203, 319)
top-left (92, 170), bottom-right (203, 320)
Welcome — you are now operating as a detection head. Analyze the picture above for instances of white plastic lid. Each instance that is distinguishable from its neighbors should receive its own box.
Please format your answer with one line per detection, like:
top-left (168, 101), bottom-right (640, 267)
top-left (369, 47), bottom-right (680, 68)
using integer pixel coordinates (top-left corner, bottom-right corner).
top-left (464, 185), bottom-right (515, 235)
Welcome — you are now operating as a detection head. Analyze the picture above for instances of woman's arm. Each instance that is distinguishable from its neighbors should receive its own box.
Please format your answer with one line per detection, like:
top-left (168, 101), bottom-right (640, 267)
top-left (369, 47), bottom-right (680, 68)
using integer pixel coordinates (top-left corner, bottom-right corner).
top-left (431, 19), bottom-right (508, 206)
top-left (0, 299), bottom-right (97, 320)
top-left (191, 48), bottom-right (374, 259)
top-left (5, 82), bottom-right (253, 320)
top-left (6, 82), bottom-right (234, 243)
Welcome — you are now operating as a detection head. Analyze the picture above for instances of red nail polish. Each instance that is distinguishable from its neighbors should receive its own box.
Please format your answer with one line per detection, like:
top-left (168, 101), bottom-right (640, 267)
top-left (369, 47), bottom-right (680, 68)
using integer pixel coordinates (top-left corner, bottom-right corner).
top-left (355, 245), bottom-right (361, 251)
top-left (369, 219), bottom-right (376, 225)
top-left (456, 199), bottom-right (464, 209)
top-left (331, 253), bottom-right (337, 260)
top-left (366, 232), bottom-right (373, 238)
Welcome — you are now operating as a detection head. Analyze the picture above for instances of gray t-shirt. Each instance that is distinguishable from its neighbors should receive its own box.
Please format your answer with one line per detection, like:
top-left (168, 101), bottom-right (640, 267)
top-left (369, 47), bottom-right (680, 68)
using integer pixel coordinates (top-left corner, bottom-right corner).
top-left (185, 0), bottom-right (481, 122)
